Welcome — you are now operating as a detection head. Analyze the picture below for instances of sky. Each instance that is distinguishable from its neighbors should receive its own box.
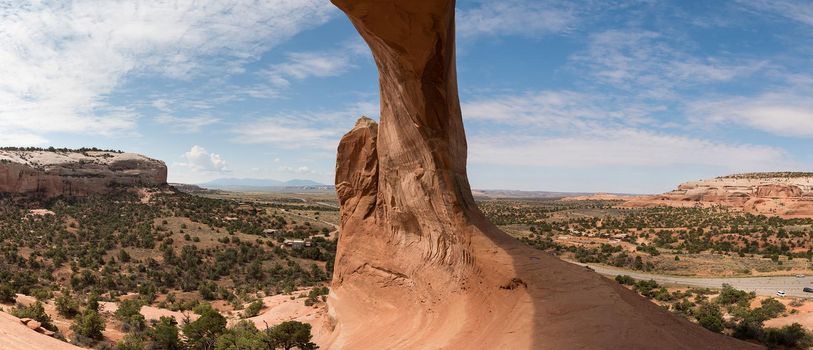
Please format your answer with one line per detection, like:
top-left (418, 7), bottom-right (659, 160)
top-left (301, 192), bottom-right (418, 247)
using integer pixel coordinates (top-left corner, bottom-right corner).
top-left (1, 0), bottom-right (812, 194)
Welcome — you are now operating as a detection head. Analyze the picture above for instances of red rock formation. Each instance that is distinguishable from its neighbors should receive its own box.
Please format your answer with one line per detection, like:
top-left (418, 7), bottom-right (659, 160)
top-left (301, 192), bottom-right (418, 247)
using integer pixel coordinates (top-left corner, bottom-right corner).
top-left (326, 0), bottom-right (758, 349)
top-left (755, 184), bottom-right (803, 198)
top-left (624, 174), bottom-right (813, 218)
top-left (0, 150), bottom-right (167, 197)
top-left (335, 117), bottom-right (378, 229)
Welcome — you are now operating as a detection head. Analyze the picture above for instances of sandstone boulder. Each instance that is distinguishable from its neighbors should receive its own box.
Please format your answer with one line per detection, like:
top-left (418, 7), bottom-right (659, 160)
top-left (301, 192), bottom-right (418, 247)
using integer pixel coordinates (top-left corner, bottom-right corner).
top-left (25, 319), bottom-right (41, 330)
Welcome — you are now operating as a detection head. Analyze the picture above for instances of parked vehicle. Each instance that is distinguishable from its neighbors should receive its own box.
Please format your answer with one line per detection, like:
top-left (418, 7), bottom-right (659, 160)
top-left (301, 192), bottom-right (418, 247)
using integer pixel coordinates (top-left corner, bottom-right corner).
top-left (796, 274), bottom-right (806, 278)
top-left (803, 287), bottom-right (813, 293)
top-left (777, 290), bottom-right (787, 297)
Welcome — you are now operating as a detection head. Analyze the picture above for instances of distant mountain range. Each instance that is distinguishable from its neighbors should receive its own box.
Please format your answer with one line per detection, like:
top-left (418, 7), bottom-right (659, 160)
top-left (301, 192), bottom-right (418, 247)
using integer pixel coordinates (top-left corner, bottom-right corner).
top-left (197, 178), bottom-right (328, 190)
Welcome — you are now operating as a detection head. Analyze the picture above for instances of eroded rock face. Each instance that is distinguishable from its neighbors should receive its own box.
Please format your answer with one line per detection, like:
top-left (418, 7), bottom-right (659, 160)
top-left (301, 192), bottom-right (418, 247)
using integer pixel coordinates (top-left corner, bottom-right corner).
top-left (0, 150), bottom-right (167, 197)
top-left (326, 1), bottom-right (758, 349)
top-left (625, 174), bottom-right (813, 218)
top-left (755, 184), bottom-right (803, 198)
top-left (335, 117), bottom-right (378, 229)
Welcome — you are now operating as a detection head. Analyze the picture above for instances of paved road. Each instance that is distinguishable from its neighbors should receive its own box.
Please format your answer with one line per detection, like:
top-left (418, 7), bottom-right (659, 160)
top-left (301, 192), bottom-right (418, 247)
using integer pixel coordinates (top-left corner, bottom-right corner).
top-left (568, 261), bottom-right (813, 298)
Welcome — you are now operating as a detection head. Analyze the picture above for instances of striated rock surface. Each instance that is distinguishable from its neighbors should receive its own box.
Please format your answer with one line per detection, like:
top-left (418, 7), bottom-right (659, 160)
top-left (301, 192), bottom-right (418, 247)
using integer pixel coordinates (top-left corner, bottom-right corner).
top-left (0, 150), bottom-right (167, 197)
top-left (334, 117), bottom-right (378, 229)
top-left (624, 173), bottom-right (813, 218)
top-left (325, 0), bottom-right (758, 349)
top-left (0, 312), bottom-right (81, 350)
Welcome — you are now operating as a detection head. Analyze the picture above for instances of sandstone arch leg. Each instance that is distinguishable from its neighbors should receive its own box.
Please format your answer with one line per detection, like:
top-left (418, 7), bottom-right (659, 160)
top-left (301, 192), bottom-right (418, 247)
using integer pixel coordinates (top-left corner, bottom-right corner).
top-left (325, 1), bottom-right (761, 349)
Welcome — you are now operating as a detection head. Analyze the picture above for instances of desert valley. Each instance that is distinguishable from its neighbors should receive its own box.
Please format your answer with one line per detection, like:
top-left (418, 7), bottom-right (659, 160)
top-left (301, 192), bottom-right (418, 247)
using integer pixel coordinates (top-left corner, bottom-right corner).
top-left (4, 148), bottom-right (813, 349)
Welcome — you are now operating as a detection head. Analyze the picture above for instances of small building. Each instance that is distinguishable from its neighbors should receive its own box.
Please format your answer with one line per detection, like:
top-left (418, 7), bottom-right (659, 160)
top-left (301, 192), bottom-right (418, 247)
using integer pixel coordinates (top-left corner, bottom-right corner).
top-left (284, 239), bottom-right (306, 249)
top-left (237, 204), bottom-right (257, 214)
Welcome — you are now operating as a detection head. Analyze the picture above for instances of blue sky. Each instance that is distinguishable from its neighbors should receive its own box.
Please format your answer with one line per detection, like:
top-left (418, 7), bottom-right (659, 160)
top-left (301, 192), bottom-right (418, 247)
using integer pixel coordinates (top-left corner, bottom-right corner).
top-left (1, 0), bottom-right (812, 193)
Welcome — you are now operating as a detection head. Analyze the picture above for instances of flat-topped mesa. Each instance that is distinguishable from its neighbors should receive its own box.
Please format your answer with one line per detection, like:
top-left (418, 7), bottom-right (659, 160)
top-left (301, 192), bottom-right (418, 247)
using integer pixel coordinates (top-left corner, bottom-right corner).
top-left (0, 150), bottom-right (167, 197)
top-left (326, 0), bottom-right (759, 349)
top-left (625, 173), bottom-right (813, 217)
top-left (719, 172), bottom-right (813, 179)
top-left (677, 173), bottom-right (813, 197)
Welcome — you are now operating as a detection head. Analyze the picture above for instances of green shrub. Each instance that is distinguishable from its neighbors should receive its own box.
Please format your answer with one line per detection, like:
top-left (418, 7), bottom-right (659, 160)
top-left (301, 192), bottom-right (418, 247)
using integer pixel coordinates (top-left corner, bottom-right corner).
top-left (12, 301), bottom-right (56, 331)
top-left (756, 298), bottom-right (786, 319)
top-left (244, 299), bottom-right (264, 318)
top-left (715, 284), bottom-right (754, 306)
top-left (115, 299), bottom-right (144, 321)
top-left (633, 279), bottom-right (660, 298)
top-left (184, 307), bottom-right (226, 350)
top-left (0, 284), bottom-right (15, 303)
top-left (694, 302), bottom-right (724, 333)
top-left (762, 323), bottom-right (813, 348)
top-left (151, 316), bottom-right (181, 350)
top-left (265, 321), bottom-right (317, 350)
top-left (214, 320), bottom-right (265, 350)
top-left (116, 333), bottom-right (145, 350)
top-left (615, 275), bottom-right (634, 285)
top-left (56, 294), bottom-right (80, 318)
top-left (71, 309), bottom-right (105, 340)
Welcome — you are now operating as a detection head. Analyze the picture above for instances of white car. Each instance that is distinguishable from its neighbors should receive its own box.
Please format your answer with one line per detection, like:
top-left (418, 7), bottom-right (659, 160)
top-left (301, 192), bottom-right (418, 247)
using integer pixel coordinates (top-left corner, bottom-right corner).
top-left (777, 290), bottom-right (787, 297)
top-left (796, 274), bottom-right (806, 278)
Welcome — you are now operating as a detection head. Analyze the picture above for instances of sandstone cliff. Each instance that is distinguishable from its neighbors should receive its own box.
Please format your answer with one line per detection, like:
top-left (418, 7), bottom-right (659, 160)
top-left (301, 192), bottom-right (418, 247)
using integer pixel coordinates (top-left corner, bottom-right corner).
top-left (624, 173), bottom-right (813, 218)
top-left (325, 1), bottom-right (758, 349)
top-left (0, 149), bottom-right (167, 197)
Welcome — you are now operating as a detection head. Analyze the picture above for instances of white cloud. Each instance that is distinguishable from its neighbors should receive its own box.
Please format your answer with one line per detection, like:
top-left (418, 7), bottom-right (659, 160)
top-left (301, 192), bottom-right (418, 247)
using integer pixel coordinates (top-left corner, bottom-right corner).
top-left (456, 0), bottom-right (578, 38)
top-left (261, 42), bottom-right (366, 89)
top-left (572, 30), bottom-right (762, 98)
top-left (738, 0), bottom-right (813, 26)
top-left (178, 145), bottom-right (228, 172)
top-left (231, 101), bottom-right (378, 150)
top-left (151, 99), bottom-right (172, 113)
top-left (0, 132), bottom-right (49, 147)
top-left (268, 52), bottom-right (351, 81)
top-left (462, 91), bottom-right (658, 129)
top-left (0, 0), bottom-right (333, 143)
top-left (690, 93), bottom-right (813, 137)
top-left (233, 121), bottom-right (341, 150)
top-left (278, 166), bottom-right (318, 175)
top-left (470, 129), bottom-right (793, 171)
top-left (462, 91), bottom-right (794, 172)
top-left (154, 115), bottom-right (220, 133)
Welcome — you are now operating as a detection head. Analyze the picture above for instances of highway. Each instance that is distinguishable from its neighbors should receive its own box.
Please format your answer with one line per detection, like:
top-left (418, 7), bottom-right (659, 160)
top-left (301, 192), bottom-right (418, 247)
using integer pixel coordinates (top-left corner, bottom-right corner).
top-left (569, 261), bottom-right (813, 298)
